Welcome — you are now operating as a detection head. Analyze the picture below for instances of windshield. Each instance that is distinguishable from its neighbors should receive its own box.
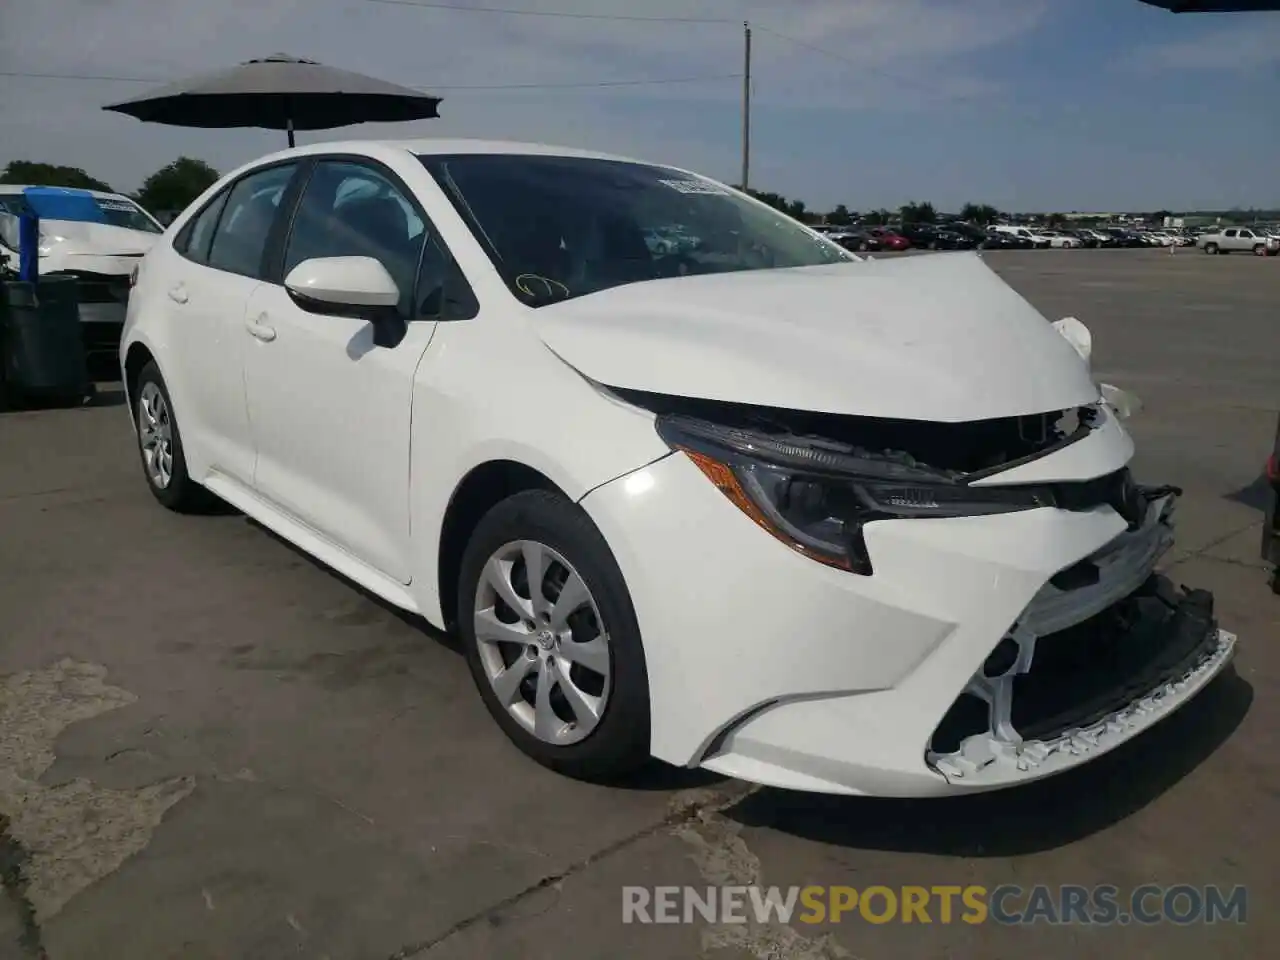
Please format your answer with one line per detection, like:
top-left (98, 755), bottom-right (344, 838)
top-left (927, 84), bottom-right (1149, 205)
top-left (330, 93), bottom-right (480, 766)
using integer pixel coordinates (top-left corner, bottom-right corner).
top-left (91, 196), bottom-right (163, 233)
top-left (0, 192), bottom-right (162, 234)
top-left (419, 153), bottom-right (853, 307)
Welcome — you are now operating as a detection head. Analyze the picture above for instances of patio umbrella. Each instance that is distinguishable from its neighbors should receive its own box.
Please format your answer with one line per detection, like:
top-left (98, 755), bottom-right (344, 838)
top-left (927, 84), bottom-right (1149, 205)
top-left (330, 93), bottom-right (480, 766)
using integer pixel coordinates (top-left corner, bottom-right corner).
top-left (1137, 1), bottom-right (1280, 10)
top-left (103, 53), bottom-right (442, 147)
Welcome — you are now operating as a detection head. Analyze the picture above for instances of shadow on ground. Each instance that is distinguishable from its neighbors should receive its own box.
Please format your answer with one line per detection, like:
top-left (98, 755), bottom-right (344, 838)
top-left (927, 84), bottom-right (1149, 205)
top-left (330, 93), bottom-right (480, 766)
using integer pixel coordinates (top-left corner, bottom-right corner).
top-left (241, 516), bottom-right (724, 793)
top-left (1226, 473), bottom-right (1272, 513)
top-left (726, 667), bottom-right (1252, 857)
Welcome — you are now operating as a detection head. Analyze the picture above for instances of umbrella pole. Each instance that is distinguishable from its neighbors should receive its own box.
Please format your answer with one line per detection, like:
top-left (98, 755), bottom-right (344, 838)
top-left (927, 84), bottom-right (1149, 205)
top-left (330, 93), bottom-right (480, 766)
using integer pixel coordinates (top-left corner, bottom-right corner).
top-left (286, 116), bottom-right (295, 148)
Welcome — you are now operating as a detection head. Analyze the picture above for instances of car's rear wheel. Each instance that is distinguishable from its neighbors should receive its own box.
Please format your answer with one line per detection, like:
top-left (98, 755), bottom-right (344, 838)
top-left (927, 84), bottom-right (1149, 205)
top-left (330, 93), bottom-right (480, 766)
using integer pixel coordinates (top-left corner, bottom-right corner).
top-left (1204, 242), bottom-right (1219, 255)
top-left (134, 362), bottom-right (211, 513)
top-left (458, 490), bottom-right (650, 780)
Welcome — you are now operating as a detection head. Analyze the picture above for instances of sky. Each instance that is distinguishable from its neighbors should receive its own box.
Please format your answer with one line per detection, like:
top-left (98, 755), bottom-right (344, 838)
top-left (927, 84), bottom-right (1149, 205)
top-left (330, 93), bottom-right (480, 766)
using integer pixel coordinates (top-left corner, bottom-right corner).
top-left (1, 0), bottom-right (1278, 213)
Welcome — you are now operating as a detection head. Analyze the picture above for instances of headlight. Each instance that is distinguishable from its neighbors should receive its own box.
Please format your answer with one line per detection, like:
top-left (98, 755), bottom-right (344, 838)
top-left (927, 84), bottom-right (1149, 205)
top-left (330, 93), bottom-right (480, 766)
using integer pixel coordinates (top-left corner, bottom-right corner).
top-left (37, 234), bottom-right (67, 257)
top-left (657, 415), bottom-right (1055, 574)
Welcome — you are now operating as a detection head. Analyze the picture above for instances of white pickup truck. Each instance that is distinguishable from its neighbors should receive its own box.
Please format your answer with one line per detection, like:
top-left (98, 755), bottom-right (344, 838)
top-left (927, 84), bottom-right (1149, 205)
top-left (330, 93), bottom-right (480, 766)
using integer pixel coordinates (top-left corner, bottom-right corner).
top-left (1196, 226), bottom-right (1279, 256)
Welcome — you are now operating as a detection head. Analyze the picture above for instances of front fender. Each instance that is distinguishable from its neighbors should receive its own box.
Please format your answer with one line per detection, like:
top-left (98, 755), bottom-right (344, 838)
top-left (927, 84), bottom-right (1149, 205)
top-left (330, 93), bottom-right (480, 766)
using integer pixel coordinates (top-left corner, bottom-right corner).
top-left (406, 317), bottom-right (671, 627)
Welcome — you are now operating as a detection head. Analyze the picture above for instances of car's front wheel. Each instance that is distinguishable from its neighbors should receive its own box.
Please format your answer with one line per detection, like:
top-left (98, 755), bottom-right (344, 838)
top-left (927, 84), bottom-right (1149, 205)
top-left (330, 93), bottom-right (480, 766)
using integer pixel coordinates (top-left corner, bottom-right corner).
top-left (458, 490), bottom-right (651, 780)
top-left (133, 361), bottom-right (211, 513)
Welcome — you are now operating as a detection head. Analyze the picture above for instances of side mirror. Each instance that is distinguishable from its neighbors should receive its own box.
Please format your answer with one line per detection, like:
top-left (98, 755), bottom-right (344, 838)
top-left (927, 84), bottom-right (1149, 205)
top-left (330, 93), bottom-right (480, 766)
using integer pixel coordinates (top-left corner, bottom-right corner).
top-left (284, 256), bottom-right (405, 347)
top-left (285, 256), bottom-right (400, 312)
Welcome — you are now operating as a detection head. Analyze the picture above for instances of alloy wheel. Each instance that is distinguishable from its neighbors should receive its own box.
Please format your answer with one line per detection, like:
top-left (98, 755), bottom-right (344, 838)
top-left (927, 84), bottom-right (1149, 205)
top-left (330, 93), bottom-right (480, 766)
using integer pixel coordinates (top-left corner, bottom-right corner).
top-left (138, 382), bottom-right (174, 489)
top-left (473, 540), bottom-right (611, 746)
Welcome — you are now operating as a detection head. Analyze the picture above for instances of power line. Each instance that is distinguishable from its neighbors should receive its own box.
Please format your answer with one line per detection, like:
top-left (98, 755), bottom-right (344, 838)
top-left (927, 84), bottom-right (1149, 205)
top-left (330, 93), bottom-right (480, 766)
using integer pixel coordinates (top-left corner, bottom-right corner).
top-left (364, 0), bottom-right (732, 24)
top-left (0, 68), bottom-right (741, 92)
top-left (752, 25), bottom-right (995, 107)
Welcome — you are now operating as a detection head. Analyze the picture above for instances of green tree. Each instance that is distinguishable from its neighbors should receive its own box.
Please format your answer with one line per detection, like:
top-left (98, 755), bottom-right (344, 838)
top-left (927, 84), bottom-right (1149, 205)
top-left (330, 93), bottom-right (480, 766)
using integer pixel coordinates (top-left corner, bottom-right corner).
top-left (1045, 212), bottom-right (1067, 228)
top-left (826, 204), bottom-right (854, 226)
top-left (786, 199), bottom-right (808, 221)
top-left (899, 201), bottom-right (936, 224)
top-left (137, 157), bottom-right (220, 215)
top-left (863, 208), bottom-right (893, 226)
top-left (960, 202), bottom-right (1000, 225)
top-left (0, 160), bottom-right (113, 192)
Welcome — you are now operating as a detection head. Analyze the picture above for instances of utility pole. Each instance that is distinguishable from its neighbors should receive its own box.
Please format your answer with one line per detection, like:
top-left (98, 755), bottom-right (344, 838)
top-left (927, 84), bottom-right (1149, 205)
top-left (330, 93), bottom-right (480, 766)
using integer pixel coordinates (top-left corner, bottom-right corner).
top-left (741, 21), bottom-right (752, 191)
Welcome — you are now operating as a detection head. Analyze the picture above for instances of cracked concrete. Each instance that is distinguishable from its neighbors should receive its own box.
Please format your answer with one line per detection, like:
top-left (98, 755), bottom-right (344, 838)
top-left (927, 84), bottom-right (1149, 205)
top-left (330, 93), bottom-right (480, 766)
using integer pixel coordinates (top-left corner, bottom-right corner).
top-left (0, 661), bottom-right (194, 924)
top-left (674, 805), bottom-right (854, 960)
top-left (1, 250), bottom-right (1277, 958)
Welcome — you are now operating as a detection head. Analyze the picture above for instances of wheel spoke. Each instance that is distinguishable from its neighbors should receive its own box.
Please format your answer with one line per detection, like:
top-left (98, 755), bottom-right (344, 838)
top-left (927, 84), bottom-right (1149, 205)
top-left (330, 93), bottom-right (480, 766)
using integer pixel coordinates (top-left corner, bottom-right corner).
top-left (491, 655), bottom-right (535, 706)
top-left (483, 558), bottom-right (532, 620)
top-left (554, 660), bottom-right (602, 729)
top-left (521, 541), bottom-right (549, 616)
top-left (549, 570), bottom-right (589, 631)
top-left (474, 607), bottom-right (532, 647)
top-left (560, 633), bottom-right (609, 676)
top-left (533, 665), bottom-right (560, 740)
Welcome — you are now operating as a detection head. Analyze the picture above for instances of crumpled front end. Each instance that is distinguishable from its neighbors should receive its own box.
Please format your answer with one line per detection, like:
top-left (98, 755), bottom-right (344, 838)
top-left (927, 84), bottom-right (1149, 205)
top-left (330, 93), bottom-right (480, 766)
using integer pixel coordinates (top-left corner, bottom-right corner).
top-left (926, 493), bottom-right (1236, 790)
top-left (582, 383), bottom-right (1238, 797)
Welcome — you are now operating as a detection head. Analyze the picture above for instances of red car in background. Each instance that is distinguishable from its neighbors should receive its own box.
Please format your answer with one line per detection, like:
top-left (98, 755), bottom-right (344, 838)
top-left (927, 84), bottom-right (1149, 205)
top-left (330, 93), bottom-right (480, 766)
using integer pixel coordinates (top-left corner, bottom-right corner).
top-left (869, 227), bottom-right (911, 251)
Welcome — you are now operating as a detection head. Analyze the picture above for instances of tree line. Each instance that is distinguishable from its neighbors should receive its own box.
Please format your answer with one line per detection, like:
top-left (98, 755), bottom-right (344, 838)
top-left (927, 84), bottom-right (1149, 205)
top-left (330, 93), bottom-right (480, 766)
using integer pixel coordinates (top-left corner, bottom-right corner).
top-left (0, 158), bottom-right (221, 218)
top-left (4, 160), bottom-right (1272, 228)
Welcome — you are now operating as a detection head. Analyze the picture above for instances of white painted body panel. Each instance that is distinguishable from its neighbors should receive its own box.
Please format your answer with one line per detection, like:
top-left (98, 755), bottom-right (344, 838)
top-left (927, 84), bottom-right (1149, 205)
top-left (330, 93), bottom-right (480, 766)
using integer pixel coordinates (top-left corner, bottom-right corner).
top-left (533, 254), bottom-right (1100, 421)
top-left (120, 138), bottom-right (1235, 797)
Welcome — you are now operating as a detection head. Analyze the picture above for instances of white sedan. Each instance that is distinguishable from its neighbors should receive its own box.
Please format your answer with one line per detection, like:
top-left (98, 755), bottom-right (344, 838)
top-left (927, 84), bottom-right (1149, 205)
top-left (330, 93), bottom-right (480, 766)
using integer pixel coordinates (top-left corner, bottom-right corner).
top-left (120, 139), bottom-right (1236, 796)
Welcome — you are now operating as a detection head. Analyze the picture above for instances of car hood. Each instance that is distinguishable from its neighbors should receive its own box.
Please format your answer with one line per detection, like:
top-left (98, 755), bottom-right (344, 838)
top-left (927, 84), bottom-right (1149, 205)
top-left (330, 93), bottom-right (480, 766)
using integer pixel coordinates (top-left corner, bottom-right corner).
top-left (40, 219), bottom-right (159, 257)
top-left (533, 252), bottom-right (1100, 422)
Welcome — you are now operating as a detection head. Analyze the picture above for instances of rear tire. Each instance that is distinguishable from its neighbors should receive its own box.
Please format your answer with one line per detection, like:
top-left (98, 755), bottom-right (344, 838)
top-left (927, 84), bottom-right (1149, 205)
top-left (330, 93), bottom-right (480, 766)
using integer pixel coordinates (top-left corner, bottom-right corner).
top-left (457, 490), bottom-right (651, 781)
top-left (1204, 243), bottom-right (1219, 255)
top-left (133, 361), bottom-right (213, 513)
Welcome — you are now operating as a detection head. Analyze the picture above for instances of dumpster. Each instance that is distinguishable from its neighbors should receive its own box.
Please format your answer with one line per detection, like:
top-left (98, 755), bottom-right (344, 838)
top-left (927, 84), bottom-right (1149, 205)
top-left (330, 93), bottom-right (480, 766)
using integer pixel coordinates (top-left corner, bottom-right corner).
top-left (0, 276), bottom-right (91, 407)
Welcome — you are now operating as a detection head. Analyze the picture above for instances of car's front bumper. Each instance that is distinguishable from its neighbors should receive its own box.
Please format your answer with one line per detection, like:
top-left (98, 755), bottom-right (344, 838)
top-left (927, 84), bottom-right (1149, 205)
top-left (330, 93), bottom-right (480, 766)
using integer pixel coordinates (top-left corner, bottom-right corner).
top-left (581, 413), bottom-right (1237, 796)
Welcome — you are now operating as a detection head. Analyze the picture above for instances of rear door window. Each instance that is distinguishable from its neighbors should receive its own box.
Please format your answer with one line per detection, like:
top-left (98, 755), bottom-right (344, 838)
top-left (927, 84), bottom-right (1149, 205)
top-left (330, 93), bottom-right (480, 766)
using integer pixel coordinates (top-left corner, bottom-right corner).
top-left (206, 163), bottom-right (298, 279)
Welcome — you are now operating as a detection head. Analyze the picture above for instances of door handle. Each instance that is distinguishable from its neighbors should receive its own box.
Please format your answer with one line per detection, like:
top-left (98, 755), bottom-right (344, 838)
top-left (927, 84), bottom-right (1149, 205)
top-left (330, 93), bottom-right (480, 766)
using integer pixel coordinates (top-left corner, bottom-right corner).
top-left (245, 314), bottom-right (277, 342)
top-left (167, 285), bottom-right (188, 304)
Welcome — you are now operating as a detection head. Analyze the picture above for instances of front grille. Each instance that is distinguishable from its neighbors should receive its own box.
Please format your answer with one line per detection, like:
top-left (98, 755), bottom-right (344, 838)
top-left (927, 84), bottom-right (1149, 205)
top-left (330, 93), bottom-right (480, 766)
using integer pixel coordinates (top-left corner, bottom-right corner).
top-left (73, 275), bottom-right (130, 305)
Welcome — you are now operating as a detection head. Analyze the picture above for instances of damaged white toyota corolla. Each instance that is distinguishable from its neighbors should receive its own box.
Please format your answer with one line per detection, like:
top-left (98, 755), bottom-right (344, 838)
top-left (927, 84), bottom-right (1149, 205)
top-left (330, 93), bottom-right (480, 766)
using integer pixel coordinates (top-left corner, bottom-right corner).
top-left (120, 140), bottom-right (1236, 795)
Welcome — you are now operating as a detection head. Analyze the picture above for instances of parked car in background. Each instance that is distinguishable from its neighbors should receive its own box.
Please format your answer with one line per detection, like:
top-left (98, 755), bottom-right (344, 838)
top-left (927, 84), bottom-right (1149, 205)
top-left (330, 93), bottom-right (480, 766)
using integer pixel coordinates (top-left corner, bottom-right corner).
top-left (1064, 229), bottom-right (1100, 248)
top-left (0, 184), bottom-right (163, 376)
top-left (829, 229), bottom-right (881, 253)
top-left (120, 137), bottom-right (1237, 796)
top-left (1100, 228), bottom-right (1144, 248)
top-left (1197, 227), bottom-right (1279, 256)
top-left (944, 221), bottom-right (1005, 249)
top-left (1038, 230), bottom-right (1082, 249)
top-left (869, 226), bottom-right (911, 251)
top-left (991, 225), bottom-right (1051, 249)
top-left (898, 223), bottom-right (976, 250)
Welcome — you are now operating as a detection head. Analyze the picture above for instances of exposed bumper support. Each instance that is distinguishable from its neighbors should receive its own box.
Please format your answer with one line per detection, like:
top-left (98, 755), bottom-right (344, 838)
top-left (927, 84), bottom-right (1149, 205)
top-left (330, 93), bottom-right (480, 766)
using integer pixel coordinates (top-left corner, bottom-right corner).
top-left (929, 579), bottom-right (1236, 789)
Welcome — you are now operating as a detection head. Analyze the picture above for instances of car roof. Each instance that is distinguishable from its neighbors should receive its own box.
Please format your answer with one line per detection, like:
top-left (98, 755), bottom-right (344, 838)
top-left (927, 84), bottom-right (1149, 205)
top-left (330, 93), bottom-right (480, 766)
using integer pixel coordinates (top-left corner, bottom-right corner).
top-left (240, 137), bottom-right (656, 170)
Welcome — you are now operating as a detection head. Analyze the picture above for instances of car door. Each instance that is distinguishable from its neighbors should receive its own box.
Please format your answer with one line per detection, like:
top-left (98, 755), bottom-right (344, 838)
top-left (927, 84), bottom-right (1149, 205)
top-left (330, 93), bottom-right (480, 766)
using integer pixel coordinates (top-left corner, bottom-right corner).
top-left (1237, 228), bottom-right (1256, 251)
top-left (242, 157), bottom-right (459, 583)
top-left (162, 161), bottom-right (299, 485)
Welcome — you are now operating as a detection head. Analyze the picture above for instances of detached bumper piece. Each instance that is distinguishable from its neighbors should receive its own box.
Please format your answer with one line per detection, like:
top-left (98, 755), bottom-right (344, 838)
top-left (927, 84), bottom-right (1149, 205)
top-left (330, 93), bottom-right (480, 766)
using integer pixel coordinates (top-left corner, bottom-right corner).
top-left (65, 271), bottom-right (130, 379)
top-left (929, 504), bottom-right (1237, 789)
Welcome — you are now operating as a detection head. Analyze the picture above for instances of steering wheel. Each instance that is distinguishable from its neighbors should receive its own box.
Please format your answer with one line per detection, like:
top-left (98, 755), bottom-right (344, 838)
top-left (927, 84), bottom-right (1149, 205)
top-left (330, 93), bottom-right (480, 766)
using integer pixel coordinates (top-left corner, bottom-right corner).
top-left (652, 250), bottom-right (701, 279)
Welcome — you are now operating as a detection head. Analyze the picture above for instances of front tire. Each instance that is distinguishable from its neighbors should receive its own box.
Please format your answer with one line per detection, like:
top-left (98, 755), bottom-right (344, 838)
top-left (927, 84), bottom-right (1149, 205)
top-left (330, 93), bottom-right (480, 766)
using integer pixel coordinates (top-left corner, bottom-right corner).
top-left (458, 490), bottom-right (651, 781)
top-left (133, 361), bottom-right (211, 512)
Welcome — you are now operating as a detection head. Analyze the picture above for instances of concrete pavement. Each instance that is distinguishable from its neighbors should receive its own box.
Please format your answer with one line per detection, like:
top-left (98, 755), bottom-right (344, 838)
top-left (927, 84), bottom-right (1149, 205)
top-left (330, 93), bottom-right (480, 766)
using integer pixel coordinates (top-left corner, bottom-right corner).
top-left (1, 248), bottom-right (1276, 959)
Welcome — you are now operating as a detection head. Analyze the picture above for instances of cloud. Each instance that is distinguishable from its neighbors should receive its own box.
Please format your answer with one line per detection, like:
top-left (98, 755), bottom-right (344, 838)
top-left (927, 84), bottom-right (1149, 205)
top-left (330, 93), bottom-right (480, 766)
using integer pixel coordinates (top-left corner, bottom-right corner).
top-left (1119, 16), bottom-right (1280, 73)
top-left (0, 0), bottom-right (1052, 197)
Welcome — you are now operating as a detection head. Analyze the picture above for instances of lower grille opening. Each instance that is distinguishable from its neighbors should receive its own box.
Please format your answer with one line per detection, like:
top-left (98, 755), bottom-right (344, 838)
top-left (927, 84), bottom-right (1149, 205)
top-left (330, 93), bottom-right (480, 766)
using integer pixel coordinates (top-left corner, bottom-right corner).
top-left (930, 694), bottom-right (988, 756)
top-left (1012, 580), bottom-right (1215, 741)
top-left (929, 575), bottom-right (1220, 756)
